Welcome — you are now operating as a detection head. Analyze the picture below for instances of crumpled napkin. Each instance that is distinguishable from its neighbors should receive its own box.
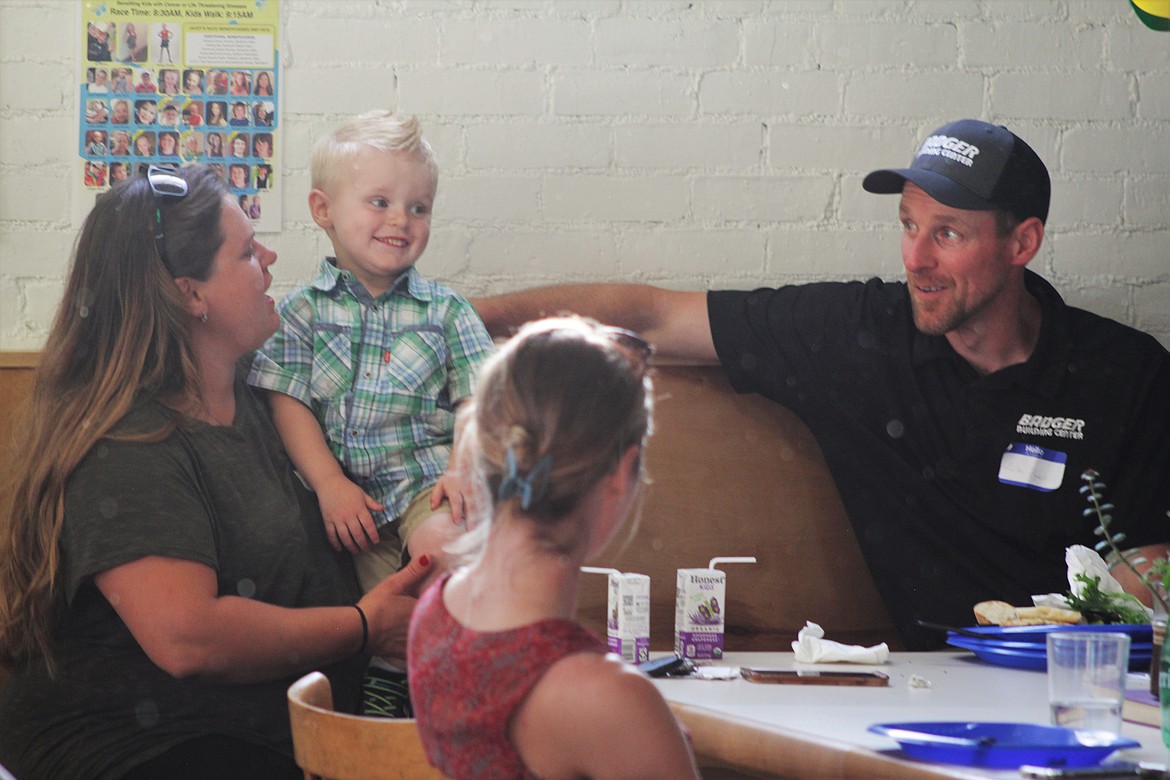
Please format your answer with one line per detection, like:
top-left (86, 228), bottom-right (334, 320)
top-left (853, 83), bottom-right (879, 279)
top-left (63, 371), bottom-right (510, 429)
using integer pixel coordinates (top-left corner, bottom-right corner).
top-left (791, 621), bottom-right (889, 664)
top-left (1032, 545), bottom-right (1148, 616)
top-left (1066, 545), bottom-right (1126, 595)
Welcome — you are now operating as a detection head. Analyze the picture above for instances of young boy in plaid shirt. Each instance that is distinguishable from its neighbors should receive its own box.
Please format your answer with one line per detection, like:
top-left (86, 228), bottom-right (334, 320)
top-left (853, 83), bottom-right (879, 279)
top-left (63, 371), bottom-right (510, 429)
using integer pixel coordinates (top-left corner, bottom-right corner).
top-left (249, 110), bottom-right (493, 716)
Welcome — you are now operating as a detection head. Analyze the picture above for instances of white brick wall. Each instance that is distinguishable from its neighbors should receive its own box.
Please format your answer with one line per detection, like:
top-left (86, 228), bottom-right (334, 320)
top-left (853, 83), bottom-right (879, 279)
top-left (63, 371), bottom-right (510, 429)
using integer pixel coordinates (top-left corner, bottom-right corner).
top-left (1, 0), bottom-right (1167, 350)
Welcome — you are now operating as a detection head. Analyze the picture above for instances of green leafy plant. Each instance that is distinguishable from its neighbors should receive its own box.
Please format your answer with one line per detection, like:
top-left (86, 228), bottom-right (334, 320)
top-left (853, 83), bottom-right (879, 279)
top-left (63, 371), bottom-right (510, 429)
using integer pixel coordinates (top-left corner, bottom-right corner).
top-left (1080, 469), bottom-right (1170, 618)
top-left (1064, 572), bottom-right (1151, 624)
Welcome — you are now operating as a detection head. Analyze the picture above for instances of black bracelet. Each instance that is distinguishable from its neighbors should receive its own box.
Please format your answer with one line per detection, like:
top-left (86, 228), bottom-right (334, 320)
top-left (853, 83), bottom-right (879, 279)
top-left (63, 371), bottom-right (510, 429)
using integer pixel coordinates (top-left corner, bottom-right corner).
top-left (353, 604), bottom-right (369, 655)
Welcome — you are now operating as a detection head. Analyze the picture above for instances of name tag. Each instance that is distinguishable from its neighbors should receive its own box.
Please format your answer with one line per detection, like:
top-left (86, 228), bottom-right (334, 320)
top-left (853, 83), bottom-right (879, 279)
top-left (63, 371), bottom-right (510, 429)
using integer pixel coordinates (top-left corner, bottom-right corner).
top-left (998, 443), bottom-right (1067, 492)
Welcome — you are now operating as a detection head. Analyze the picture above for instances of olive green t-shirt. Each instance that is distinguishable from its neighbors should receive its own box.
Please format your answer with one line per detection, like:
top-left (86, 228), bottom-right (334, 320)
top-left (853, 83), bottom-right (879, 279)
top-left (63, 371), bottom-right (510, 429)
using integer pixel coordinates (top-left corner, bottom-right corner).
top-left (0, 376), bottom-right (364, 780)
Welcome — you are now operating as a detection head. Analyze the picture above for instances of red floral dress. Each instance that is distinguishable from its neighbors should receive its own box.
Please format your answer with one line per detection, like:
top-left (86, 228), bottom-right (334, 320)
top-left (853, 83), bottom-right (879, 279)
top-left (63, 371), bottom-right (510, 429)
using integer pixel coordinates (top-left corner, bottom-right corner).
top-left (408, 575), bottom-right (605, 779)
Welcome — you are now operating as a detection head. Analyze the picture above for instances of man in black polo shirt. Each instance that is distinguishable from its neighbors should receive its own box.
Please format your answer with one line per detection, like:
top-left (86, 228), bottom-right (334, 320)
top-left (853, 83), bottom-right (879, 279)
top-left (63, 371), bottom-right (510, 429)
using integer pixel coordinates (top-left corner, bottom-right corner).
top-left (472, 119), bottom-right (1170, 650)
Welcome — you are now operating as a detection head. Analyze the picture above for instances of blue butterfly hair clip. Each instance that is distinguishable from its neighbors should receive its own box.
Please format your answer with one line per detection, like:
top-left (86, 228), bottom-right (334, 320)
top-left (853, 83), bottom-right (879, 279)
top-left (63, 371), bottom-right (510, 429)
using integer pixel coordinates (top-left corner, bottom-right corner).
top-left (497, 447), bottom-right (552, 510)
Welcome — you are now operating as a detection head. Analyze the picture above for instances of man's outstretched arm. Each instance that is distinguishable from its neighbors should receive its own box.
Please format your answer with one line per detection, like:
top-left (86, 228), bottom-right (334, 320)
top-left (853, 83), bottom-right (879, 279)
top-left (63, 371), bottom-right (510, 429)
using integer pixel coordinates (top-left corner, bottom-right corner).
top-left (471, 284), bottom-right (717, 362)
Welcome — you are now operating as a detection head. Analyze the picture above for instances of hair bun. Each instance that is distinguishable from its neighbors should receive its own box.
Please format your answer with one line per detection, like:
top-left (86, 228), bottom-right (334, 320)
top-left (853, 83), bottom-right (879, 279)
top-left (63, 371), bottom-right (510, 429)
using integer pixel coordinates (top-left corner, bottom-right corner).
top-left (503, 425), bottom-right (535, 469)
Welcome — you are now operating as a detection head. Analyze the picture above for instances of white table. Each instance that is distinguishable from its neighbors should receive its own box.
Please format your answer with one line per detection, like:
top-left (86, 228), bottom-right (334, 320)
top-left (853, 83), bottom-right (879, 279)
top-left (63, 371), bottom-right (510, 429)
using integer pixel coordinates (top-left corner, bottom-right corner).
top-left (653, 651), bottom-right (1170, 779)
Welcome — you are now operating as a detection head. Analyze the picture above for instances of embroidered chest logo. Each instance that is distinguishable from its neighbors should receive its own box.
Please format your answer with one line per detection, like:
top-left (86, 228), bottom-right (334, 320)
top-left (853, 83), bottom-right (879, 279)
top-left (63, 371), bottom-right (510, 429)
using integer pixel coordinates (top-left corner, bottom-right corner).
top-left (1016, 414), bottom-right (1086, 440)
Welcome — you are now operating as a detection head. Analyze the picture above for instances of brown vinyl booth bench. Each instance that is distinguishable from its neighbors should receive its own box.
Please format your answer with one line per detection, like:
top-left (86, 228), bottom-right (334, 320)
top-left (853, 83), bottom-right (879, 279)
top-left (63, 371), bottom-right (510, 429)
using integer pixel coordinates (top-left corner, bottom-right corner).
top-left (0, 354), bottom-right (899, 693)
top-left (0, 352), bottom-right (39, 692)
top-left (578, 361), bottom-right (897, 653)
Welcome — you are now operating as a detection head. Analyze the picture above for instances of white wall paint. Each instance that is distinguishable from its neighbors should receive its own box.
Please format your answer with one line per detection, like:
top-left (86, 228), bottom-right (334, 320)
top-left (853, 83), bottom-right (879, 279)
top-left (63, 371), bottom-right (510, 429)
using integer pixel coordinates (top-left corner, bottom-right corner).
top-left (2, 0), bottom-right (1168, 350)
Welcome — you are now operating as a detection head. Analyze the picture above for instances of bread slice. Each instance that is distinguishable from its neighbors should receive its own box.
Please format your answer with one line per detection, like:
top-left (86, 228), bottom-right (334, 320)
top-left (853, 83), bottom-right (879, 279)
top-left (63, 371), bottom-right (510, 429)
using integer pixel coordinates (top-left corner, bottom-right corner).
top-left (973, 600), bottom-right (1017, 626)
top-left (973, 600), bottom-right (1083, 627)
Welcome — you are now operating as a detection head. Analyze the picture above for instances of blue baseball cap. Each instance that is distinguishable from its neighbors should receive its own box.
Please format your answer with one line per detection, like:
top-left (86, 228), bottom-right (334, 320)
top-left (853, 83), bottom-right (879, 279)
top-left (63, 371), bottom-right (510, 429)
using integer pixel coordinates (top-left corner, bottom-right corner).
top-left (863, 119), bottom-right (1051, 224)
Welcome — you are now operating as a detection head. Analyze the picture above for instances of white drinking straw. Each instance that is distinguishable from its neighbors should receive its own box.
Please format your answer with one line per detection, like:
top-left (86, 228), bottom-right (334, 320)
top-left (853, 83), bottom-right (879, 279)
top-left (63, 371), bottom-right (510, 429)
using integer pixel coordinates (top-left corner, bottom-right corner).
top-left (581, 566), bottom-right (621, 576)
top-left (708, 556), bottom-right (757, 570)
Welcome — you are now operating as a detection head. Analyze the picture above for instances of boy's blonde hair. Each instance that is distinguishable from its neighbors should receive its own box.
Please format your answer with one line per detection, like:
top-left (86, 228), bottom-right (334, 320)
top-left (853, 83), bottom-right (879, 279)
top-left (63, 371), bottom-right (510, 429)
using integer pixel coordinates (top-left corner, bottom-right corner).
top-left (311, 109), bottom-right (438, 192)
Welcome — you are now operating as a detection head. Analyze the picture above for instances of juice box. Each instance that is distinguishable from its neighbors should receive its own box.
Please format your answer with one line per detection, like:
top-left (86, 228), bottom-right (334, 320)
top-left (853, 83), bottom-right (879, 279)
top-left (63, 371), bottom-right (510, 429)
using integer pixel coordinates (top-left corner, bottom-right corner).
top-left (582, 567), bottom-right (650, 664)
top-left (674, 568), bottom-right (725, 659)
top-left (607, 572), bottom-right (650, 664)
top-left (674, 557), bottom-right (755, 660)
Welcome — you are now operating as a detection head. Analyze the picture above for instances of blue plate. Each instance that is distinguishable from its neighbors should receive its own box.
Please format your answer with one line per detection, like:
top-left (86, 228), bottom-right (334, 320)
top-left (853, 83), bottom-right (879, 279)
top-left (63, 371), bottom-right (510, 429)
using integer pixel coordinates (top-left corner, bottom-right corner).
top-left (952, 624), bottom-right (1152, 644)
top-left (869, 721), bottom-right (1140, 768)
top-left (947, 634), bottom-right (1151, 671)
top-left (948, 636), bottom-right (1152, 652)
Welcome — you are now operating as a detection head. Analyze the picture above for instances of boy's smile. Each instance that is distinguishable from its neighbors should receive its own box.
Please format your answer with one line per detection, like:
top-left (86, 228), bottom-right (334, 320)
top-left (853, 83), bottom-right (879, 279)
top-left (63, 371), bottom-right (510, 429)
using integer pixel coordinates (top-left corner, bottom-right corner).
top-left (310, 147), bottom-right (435, 298)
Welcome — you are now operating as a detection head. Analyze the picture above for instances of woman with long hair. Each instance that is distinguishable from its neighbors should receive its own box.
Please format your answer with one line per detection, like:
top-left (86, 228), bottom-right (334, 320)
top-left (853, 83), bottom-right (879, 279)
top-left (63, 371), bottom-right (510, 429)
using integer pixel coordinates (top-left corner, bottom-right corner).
top-left (205, 100), bottom-right (227, 127)
top-left (254, 70), bottom-right (273, 96)
top-left (408, 317), bottom-right (700, 780)
top-left (252, 132), bottom-right (272, 159)
top-left (205, 130), bottom-right (224, 158)
top-left (230, 70), bottom-right (251, 96)
top-left (157, 130), bottom-right (179, 157)
top-left (0, 165), bottom-right (428, 780)
top-left (133, 131), bottom-right (155, 157)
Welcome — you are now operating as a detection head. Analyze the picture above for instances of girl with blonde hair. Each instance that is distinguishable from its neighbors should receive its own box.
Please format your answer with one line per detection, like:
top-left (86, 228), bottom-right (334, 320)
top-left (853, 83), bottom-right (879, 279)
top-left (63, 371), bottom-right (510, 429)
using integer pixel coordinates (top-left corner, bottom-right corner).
top-left (408, 317), bottom-right (699, 780)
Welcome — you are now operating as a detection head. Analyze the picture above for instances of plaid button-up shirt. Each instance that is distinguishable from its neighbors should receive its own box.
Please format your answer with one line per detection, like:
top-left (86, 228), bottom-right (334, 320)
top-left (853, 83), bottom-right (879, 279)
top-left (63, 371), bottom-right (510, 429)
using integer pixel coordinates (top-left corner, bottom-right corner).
top-left (249, 259), bottom-right (494, 527)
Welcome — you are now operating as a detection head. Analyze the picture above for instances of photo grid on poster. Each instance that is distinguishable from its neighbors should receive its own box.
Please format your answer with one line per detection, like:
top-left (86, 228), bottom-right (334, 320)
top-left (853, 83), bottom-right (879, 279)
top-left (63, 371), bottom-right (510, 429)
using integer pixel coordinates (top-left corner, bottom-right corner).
top-left (79, 1), bottom-right (280, 231)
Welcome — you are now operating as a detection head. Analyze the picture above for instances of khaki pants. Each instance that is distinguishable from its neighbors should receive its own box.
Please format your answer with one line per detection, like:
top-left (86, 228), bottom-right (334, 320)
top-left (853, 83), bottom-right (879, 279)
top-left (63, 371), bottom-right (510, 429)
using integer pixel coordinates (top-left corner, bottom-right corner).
top-left (353, 486), bottom-right (446, 592)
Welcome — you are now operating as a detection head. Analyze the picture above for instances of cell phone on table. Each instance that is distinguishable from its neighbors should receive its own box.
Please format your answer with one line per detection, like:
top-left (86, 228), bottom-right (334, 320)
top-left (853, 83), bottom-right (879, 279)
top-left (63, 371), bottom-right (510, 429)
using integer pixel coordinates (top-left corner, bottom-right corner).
top-left (638, 655), bottom-right (695, 678)
top-left (740, 667), bottom-right (889, 686)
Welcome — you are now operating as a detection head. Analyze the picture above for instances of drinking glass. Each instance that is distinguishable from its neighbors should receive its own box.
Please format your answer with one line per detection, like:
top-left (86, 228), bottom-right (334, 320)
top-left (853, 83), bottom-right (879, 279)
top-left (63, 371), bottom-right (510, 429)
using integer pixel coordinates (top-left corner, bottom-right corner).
top-left (1047, 632), bottom-right (1130, 735)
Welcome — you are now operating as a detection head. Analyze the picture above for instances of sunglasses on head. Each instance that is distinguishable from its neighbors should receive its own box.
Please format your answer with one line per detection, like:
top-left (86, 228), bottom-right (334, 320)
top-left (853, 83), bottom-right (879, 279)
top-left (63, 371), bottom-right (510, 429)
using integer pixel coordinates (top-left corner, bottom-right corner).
top-left (147, 164), bottom-right (188, 274)
top-left (535, 323), bottom-right (654, 377)
top-left (598, 326), bottom-right (655, 374)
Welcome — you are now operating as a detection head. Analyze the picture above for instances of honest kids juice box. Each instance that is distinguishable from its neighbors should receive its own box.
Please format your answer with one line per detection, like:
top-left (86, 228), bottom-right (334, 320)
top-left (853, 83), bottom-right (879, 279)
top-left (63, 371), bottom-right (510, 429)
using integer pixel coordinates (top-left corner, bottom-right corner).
top-left (608, 572), bottom-right (650, 664)
top-left (674, 557), bottom-right (756, 660)
top-left (583, 567), bottom-right (650, 664)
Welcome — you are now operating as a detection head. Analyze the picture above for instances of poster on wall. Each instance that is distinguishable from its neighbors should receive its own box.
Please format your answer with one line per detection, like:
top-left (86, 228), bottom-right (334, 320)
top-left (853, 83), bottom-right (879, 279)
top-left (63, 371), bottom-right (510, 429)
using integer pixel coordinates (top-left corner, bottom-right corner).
top-left (77, 0), bottom-right (280, 232)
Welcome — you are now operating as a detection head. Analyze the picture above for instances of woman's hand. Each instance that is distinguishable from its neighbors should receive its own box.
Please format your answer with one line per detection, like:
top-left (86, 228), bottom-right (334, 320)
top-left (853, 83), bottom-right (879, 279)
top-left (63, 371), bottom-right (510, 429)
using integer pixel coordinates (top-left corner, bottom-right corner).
top-left (358, 554), bottom-right (433, 658)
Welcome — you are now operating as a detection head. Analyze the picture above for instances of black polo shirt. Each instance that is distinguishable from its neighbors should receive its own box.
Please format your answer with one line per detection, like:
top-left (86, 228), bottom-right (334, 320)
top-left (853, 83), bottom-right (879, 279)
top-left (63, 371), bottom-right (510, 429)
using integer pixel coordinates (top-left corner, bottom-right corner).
top-left (709, 271), bottom-right (1170, 649)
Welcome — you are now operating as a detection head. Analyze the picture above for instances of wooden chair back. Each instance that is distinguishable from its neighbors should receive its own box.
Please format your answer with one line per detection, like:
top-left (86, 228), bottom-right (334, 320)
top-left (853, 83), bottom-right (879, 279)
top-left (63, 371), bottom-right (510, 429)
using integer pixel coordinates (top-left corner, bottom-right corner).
top-left (287, 672), bottom-right (448, 780)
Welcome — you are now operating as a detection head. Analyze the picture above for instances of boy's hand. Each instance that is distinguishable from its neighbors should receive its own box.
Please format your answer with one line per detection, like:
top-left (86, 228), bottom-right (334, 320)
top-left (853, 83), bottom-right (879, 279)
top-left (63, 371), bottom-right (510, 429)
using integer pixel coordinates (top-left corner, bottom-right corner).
top-left (317, 474), bottom-right (383, 554)
top-left (431, 471), bottom-right (472, 526)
